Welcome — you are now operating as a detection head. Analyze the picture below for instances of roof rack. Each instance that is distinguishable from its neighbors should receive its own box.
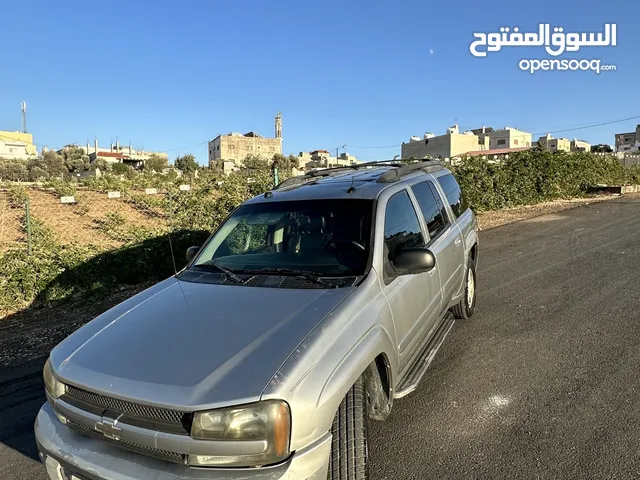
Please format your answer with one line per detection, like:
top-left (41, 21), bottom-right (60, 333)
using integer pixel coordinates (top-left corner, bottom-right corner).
top-left (272, 159), bottom-right (444, 190)
top-left (376, 160), bottom-right (444, 183)
top-left (273, 161), bottom-right (404, 190)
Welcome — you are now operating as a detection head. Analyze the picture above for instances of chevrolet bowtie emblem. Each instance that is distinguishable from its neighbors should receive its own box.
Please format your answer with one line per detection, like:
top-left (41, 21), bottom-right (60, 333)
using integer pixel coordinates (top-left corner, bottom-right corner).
top-left (95, 417), bottom-right (123, 441)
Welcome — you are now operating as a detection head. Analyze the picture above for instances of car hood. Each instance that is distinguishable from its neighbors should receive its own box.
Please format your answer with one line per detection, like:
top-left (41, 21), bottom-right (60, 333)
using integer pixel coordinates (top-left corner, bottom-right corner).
top-left (51, 276), bottom-right (354, 410)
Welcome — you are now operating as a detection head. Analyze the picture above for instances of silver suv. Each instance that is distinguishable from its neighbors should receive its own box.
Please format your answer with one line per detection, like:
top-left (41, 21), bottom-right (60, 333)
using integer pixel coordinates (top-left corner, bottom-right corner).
top-left (35, 160), bottom-right (479, 480)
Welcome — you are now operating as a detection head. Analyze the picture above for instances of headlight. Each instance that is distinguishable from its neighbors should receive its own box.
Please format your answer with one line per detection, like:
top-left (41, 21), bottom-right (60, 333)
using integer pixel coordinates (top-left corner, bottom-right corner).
top-left (43, 358), bottom-right (65, 400)
top-left (190, 400), bottom-right (291, 467)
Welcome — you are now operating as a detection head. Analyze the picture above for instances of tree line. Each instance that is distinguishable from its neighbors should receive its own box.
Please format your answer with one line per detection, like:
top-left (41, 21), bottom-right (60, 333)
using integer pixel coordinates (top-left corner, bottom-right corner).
top-left (0, 147), bottom-right (303, 183)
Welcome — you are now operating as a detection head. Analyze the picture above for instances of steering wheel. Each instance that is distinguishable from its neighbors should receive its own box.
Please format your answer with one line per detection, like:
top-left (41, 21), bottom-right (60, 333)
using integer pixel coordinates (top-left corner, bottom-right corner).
top-left (323, 238), bottom-right (366, 252)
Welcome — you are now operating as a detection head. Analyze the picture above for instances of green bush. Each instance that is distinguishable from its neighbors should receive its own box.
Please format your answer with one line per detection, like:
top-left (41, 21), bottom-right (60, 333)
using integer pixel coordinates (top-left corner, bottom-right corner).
top-left (83, 174), bottom-right (132, 194)
top-left (7, 185), bottom-right (28, 208)
top-left (43, 179), bottom-right (77, 198)
top-left (126, 193), bottom-right (167, 217)
top-left (95, 211), bottom-right (166, 244)
top-left (451, 151), bottom-right (630, 212)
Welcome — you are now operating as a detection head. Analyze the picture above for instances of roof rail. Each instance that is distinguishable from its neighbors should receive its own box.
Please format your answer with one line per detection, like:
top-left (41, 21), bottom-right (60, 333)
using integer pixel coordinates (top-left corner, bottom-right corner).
top-left (273, 168), bottom-right (351, 190)
top-left (375, 160), bottom-right (444, 183)
top-left (273, 161), bottom-right (404, 190)
top-left (272, 159), bottom-right (443, 190)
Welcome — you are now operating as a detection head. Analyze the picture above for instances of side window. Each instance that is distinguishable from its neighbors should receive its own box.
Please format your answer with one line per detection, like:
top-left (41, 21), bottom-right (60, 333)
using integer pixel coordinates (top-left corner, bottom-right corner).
top-left (383, 190), bottom-right (424, 260)
top-left (410, 181), bottom-right (449, 240)
top-left (436, 173), bottom-right (468, 218)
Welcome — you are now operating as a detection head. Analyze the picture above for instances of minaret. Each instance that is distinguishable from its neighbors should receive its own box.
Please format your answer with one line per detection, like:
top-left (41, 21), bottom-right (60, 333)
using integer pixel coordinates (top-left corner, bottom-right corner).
top-left (275, 112), bottom-right (282, 140)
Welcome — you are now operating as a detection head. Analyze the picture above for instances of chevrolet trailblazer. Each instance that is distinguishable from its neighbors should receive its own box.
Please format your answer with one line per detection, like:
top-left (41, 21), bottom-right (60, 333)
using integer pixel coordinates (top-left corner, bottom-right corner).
top-left (35, 160), bottom-right (479, 480)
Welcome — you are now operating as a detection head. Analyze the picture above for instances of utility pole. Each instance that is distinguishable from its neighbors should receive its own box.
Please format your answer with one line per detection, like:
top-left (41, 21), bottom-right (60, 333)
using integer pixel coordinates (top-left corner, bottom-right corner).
top-left (21, 101), bottom-right (27, 133)
top-left (336, 144), bottom-right (346, 165)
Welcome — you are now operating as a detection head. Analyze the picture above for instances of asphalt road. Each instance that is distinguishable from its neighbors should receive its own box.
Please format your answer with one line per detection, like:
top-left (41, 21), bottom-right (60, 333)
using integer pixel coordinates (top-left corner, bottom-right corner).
top-left (2, 196), bottom-right (639, 480)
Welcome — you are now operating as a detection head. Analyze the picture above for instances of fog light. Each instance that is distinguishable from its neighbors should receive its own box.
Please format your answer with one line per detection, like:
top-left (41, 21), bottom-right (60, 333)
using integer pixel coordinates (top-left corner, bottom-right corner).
top-left (44, 455), bottom-right (65, 480)
top-left (53, 410), bottom-right (68, 426)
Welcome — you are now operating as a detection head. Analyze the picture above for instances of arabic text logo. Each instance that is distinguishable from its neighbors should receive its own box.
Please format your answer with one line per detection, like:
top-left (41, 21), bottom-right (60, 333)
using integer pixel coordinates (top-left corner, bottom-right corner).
top-left (469, 24), bottom-right (617, 58)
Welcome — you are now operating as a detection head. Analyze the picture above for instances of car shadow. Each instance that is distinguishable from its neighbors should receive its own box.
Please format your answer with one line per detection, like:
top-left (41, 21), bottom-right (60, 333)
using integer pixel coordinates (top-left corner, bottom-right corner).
top-left (0, 229), bottom-right (210, 462)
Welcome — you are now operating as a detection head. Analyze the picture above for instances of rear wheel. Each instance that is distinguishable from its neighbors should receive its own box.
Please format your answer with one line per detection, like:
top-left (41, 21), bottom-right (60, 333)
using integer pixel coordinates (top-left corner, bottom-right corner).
top-left (327, 376), bottom-right (369, 480)
top-left (451, 257), bottom-right (476, 319)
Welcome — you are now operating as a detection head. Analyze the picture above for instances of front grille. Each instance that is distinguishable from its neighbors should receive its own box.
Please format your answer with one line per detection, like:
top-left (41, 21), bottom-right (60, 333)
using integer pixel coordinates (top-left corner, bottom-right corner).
top-left (66, 385), bottom-right (187, 424)
top-left (66, 420), bottom-right (185, 464)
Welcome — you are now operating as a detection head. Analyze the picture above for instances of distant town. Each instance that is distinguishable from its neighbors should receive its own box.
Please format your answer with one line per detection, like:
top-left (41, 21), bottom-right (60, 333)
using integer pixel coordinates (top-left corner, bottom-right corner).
top-left (1, 107), bottom-right (640, 177)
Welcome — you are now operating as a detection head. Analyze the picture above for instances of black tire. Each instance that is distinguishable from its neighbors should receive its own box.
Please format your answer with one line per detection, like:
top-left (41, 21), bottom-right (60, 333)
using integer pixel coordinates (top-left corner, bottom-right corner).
top-left (451, 256), bottom-right (476, 319)
top-left (328, 376), bottom-right (369, 480)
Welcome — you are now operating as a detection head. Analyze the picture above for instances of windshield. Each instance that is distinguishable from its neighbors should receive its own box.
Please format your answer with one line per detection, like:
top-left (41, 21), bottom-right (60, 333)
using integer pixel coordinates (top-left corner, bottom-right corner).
top-left (191, 199), bottom-right (374, 277)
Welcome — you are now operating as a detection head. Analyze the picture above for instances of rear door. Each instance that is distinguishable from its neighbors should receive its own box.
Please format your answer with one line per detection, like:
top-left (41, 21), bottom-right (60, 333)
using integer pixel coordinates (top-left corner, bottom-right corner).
top-left (435, 171), bottom-right (476, 260)
top-left (409, 179), bottom-right (465, 310)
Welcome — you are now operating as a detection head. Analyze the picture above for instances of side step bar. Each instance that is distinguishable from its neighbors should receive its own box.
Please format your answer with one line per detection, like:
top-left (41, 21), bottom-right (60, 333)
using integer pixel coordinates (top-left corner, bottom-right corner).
top-left (394, 312), bottom-right (456, 399)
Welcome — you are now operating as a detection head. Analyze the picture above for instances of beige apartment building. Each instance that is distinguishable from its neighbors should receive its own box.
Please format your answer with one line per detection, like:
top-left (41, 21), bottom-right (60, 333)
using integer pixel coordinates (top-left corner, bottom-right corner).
top-left (477, 126), bottom-right (532, 150)
top-left (538, 134), bottom-right (591, 152)
top-left (538, 134), bottom-right (571, 152)
top-left (401, 125), bottom-right (480, 159)
top-left (571, 139), bottom-right (591, 152)
top-left (401, 124), bottom-right (532, 160)
top-left (298, 150), bottom-right (359, 170)
top-left (209, 113), bottom-right (283, 167)
top-left (0, 131), bottom-right (37, 160)
top-left (614, 125), bottom-right (640, 153)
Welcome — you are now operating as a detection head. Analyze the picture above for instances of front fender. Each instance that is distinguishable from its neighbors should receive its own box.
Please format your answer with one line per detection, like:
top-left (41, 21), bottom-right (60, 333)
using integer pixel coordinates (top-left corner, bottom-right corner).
top-left (317, 325), bottom-right (394, 409)
top-left (261, 268), bottom-right (397, 451)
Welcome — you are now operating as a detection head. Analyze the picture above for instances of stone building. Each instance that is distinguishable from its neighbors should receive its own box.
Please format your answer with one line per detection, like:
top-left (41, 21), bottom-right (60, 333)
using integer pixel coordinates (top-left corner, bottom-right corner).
top-left (208, 113), bottom-right (283, 167)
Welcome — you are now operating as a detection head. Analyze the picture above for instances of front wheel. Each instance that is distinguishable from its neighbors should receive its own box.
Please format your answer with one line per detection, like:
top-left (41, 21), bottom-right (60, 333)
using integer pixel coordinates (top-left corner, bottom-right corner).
top-left (451, 257), bottom-right (476, 319)
top-left (327, 376), bottom-right (369, 480)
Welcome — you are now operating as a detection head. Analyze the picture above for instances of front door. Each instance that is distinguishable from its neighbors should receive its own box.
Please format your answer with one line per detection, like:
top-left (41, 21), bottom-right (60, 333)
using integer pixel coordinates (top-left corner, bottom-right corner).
top-left (379, 189), bottom-right (443, 370)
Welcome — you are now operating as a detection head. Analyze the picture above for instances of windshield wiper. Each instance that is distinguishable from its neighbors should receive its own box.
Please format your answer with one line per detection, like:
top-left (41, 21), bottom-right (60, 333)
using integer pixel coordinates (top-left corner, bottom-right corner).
top-left (253, 268), bottom-right (338, 288)
top-left (194, 262), bottom-right (245, 284)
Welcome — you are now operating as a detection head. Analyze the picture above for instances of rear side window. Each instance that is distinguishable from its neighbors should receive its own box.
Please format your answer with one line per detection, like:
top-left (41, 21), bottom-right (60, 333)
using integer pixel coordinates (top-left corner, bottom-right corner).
top-left (410, 181), bottom-right (449, 240)
top-left (383, 190), bottom-right (424, 257)
top-left (436, 173), bottom-right (468, 218)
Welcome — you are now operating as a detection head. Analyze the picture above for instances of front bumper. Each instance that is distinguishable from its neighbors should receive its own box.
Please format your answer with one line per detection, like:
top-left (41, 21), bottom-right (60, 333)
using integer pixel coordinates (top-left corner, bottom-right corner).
top-left (35, 403), bottom-right (330, 480)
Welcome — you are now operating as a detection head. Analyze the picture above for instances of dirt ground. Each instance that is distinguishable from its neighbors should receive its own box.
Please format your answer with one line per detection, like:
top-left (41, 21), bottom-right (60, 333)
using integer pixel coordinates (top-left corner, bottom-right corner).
top-left (0, 195), bottom-right (25, 250)
top-left (0, 189), bottom-right (167, 251)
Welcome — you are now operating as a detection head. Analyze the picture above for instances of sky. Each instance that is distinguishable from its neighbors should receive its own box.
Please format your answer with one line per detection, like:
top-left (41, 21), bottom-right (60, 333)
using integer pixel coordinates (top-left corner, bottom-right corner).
top-left (0, 0), bottom-right (638, 164)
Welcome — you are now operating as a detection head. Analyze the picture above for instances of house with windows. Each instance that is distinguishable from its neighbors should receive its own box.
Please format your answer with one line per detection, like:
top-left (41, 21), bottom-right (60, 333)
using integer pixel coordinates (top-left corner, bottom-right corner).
top-left (537, 134), bottom-right (591, 152)
top-left (614, 125), bottom-right (640, 153)
top-left (0, 131), bottom-right (37, 160)
top-left (476, 126), bottom-right (532, 150)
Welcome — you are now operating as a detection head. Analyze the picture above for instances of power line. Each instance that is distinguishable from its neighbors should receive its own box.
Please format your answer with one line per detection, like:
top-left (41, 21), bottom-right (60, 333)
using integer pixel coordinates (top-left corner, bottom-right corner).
top-left (532, 115), bottom-right (640, 136)
top-left (163, 141), bottom-right (210, 153)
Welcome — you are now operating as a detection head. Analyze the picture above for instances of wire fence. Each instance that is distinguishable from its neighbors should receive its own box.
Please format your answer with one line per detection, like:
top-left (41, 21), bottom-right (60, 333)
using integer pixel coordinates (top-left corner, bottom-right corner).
top-left (0, 186), bottom-right (186, 255)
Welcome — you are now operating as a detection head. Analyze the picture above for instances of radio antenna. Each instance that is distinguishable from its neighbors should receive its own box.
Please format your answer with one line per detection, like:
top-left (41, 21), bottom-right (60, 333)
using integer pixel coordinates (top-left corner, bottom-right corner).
top-left (167, 191), bottom-right (178, 275)
top-left (347, 173), bottom-right (356, 194)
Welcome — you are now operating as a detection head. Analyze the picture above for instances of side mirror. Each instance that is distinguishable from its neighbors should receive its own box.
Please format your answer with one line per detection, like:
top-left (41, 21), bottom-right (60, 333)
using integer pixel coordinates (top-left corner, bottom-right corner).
top-left (186, 246), bottom-right (200, 263)
top-left (392, 247), bottom-right (436, 274)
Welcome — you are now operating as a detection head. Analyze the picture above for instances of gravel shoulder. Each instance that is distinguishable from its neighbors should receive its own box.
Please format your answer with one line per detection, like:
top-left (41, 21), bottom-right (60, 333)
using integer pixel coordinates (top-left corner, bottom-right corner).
top-left (476, 194), bottom-right (621, 231)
